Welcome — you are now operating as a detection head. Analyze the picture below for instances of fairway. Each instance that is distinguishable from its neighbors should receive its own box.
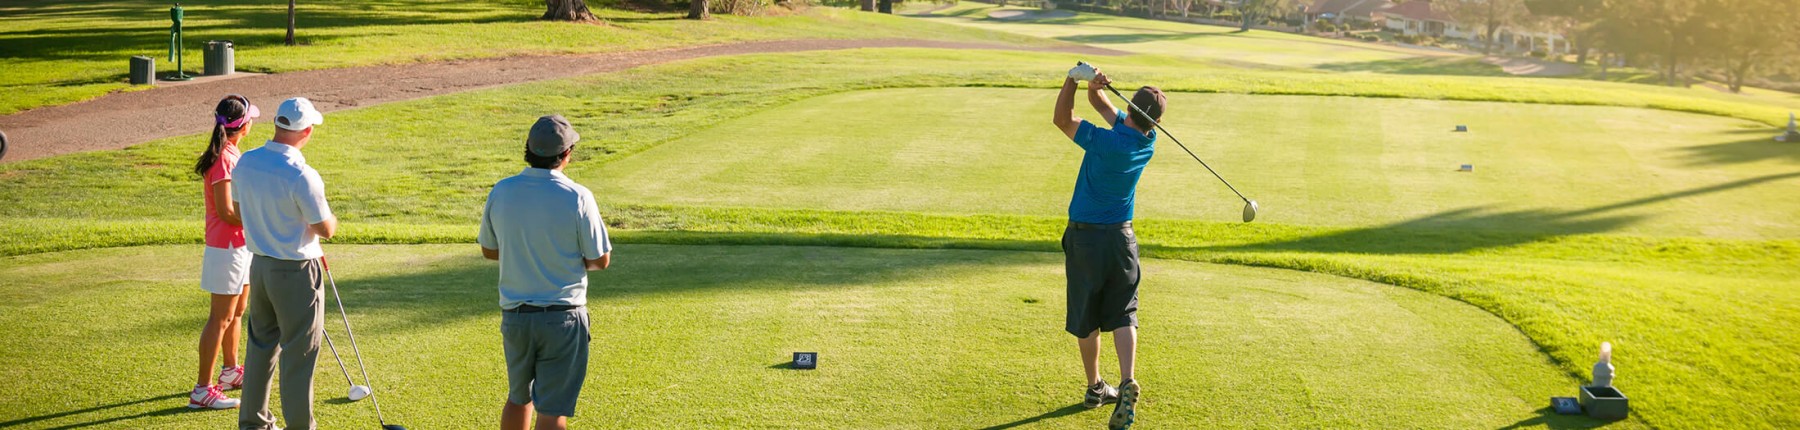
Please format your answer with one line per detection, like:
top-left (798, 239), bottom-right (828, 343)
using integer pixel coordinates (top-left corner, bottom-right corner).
top-left (918, 3), bottom-right (1448, 67)
top-left (593, 87), bottom-right (1800, 238)
top-left (0, 244), bottom-right (1596, 429)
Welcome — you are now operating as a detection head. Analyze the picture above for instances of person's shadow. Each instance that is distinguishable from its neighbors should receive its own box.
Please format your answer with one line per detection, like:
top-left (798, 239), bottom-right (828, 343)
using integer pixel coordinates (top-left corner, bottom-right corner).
top-left (979, 403), bottom-right (1089, 430)
top-left (0, 392), bottom-right (188, 429)
top-left (1497, 406), bottom-right (1619, 429)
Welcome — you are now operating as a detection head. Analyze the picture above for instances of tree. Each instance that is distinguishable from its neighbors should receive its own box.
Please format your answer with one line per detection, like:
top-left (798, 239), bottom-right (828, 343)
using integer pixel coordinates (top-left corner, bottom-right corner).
top-left (687, 0), bottom-right (710, 19)
top-left (543, 0), bottom-right (598, 21)
top-left (1524, 0), bottom-right (1603, 63)
top-left (1700, 0), bottom-right (1798, 92)
top-left (1443, 0), bottom-right (1528, 55)
top-left (284, 0), bottom-right (296, 46)
top-left (1233, 0), bottom-right (1295, 31)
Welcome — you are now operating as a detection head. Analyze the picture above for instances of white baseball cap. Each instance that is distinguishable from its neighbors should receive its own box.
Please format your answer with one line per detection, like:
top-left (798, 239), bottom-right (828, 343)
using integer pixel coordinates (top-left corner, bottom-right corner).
top-left (273, 97), bottom-right (324, 131)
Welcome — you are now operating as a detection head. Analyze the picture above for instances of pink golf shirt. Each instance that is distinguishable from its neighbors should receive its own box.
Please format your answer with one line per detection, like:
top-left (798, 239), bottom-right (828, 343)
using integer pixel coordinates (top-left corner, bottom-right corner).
top-left (203, 143), bottom-right (246, 249)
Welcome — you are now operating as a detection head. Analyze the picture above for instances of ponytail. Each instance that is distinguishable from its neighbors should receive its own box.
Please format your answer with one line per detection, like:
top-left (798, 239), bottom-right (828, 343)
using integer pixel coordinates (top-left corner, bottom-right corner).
top-left (194, 123), bottom-right (228, 179)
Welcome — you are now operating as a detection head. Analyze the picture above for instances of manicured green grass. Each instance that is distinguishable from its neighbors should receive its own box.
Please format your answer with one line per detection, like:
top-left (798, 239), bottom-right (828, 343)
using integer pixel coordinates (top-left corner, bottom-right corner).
top-left (916, 2), bottom-right (1442, 67)
top-left (3, 46), bottom-right (1798, 429)
top-left (592, 87), bottom-right (1800, 238)
top-left (0, 0), bottom-right (1052, 114)
top-left (0, 244), bottom-right (1601, 429)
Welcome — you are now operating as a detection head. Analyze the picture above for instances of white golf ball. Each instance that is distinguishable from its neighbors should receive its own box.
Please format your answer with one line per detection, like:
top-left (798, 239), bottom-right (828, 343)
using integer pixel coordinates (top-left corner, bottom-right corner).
top-left (349, 384), bottom-right (372, 401)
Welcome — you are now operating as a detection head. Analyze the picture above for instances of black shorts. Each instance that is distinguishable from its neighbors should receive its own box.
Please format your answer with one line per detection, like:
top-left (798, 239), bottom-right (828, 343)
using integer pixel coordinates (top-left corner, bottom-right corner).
top-left (1062, 221), bottom-right (1140, 337)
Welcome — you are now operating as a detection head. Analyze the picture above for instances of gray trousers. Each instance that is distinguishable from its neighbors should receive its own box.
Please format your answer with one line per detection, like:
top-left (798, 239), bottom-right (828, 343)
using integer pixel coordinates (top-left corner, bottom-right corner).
top-left (239, 255), bottom-right (324, 430)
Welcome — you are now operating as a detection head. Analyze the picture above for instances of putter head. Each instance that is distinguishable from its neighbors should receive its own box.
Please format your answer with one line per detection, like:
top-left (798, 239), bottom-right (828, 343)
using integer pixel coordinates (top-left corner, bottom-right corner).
top-left (381, 425), bottom-right (407, 430)
top-left (1242, 200), bottom-right (1259, 223)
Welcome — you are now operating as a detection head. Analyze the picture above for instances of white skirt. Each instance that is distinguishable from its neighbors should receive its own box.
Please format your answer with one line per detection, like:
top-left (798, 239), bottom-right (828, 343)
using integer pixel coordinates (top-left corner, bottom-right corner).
top-left (200, 246), bottom-right (252, 295)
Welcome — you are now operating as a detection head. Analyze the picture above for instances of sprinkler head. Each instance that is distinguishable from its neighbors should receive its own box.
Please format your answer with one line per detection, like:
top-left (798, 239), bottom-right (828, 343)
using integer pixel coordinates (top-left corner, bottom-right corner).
top-left (1242, 200), bottom-right (1259, 223)
top-left (348, 385), bottom-right (372, 401)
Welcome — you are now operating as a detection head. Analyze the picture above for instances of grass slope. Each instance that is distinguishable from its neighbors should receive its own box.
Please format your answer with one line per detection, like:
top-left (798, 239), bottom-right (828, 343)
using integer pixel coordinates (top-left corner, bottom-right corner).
top-left (917, 2), bottom-right (1442, 67)
top-left (592, 87), bottom-right (1800, 238)
top-left (0, 244), bottom-right (1596, 429)
top-left (0, 0), bottom-right (1052, 114)
top-left (2, 49), bottom-right (1797, 428)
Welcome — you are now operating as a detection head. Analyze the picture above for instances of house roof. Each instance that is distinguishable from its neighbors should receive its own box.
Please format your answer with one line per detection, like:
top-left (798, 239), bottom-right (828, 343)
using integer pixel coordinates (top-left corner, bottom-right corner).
top-left (1381, 0), bottom-right (1454, 22)
top-left (1308, 0), bottom-right (1393, 17)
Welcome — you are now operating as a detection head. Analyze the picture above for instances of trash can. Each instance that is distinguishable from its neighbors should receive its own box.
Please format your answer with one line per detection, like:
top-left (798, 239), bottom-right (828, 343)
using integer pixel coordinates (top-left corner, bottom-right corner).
top-left (129, 55), bottom-right (155, 85)
top-left (203, 40), bottom-right (234, 76)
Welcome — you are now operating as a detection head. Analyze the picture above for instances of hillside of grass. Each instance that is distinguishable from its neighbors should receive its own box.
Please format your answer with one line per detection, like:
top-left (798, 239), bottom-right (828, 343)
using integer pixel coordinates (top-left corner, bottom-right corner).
top-left (2, 48), bottom-right (1798, 428)
top-left (0, 0), bottom-right (1055, 114)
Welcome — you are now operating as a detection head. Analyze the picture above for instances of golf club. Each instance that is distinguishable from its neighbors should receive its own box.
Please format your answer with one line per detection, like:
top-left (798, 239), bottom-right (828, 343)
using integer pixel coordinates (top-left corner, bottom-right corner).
top-left (321, 256), bottom-right (407, 430)
top-left (321, 329), bottom-right (373, 402)
top-left (1083, 62), bottom-right (1260, 222)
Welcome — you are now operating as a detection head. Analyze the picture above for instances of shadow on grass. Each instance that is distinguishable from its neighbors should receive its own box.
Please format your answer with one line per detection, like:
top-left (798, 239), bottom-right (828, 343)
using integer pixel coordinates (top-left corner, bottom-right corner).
top-left (0, 392), bottom-right (186, 429)
top-left (1677, 130), bottom-right (1800, 166)
top-left (1496, 406), bottom-right (1618, 429)
top-left (320, 240), bottom-right (1048, 336)
top-left (1055, 31), bottom-right (1218, 45)
top-left (978, 403), bottom-right (1088, 430)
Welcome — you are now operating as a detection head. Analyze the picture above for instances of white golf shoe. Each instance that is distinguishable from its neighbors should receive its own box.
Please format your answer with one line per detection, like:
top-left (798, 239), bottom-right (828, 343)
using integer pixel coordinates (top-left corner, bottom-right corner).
top-left (188, 384), bottom-right (240, 409)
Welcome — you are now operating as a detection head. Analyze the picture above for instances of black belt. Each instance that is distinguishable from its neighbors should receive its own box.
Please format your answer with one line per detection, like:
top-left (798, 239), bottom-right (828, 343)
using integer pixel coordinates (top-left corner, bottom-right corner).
top-left (1068, 221), bottom-right (1131, 230)
top-left (504, 304), bottom-right (582, 313)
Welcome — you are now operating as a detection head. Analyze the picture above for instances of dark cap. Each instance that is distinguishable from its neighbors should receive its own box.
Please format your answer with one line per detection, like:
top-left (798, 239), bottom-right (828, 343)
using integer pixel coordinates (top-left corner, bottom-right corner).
top-left (526, 114), bottom-right (580, 157)
top-left (1129, 86), bottom-right (1166, 127)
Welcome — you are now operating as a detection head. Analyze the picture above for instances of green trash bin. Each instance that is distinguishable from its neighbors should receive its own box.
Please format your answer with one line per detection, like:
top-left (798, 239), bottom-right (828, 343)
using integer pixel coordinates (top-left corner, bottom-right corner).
top-left (130, 55), bottom-right (155, 85)
top-left (204, 40), bottom-right (234, 76)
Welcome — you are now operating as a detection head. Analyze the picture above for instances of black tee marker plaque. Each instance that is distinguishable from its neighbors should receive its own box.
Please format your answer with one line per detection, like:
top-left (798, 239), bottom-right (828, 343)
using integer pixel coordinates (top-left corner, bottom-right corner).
top-left (793, 352), bottom-right (818, 369)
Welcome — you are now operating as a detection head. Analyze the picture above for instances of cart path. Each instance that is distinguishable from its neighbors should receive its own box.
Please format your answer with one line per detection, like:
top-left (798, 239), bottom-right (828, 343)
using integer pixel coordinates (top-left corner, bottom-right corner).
top-left (0, 38), bottom-right (1121, 163)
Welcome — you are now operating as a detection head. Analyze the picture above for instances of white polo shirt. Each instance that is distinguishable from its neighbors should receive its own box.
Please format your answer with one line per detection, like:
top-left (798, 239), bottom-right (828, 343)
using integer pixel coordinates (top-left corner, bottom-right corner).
top-left (478, 168), bottom-right (612, 310)
top-left (232, 141), bottom-right (333, 261)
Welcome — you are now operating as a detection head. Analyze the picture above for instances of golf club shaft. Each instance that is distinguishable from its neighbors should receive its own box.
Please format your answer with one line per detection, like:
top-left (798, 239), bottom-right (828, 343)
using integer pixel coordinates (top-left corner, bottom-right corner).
top-left (321, 329), bottom-right (358, 389)
top-left (1103, 84), bottom-right (1251, 204)
top-left (322, 258), bottom-right (390, 424)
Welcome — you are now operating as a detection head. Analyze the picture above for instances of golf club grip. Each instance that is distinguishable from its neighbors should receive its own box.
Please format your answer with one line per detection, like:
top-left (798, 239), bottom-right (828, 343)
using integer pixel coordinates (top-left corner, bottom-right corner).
top-left (1102, 84), bottom-right (1251, 204)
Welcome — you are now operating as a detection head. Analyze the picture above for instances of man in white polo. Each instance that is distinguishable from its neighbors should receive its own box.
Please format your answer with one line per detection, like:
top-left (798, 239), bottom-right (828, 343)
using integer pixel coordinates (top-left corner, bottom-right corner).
top-left (232, 97), bottom-right (336, 430)
top-left (479, 114), bottom-right (612, 430)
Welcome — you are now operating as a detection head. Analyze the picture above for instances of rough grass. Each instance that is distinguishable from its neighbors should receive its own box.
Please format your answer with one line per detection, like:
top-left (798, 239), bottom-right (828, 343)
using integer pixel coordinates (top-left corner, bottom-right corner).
top-left (0, 0), bottom-right (1054, 114)
top-left (0, 244), bottom-right (1598, 429)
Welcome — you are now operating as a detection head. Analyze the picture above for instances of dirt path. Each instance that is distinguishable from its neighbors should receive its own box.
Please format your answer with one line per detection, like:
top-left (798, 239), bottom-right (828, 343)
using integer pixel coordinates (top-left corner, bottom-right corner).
top-left (1482, 56), bottom-right (1581, 77)
top-left (0, 38), bottom-right (1119, 163)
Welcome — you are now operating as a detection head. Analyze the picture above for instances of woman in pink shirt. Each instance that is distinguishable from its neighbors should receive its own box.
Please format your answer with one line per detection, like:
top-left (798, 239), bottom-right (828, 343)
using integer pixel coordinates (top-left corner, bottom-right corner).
top-left (188, 94), bottom-right (259, 410)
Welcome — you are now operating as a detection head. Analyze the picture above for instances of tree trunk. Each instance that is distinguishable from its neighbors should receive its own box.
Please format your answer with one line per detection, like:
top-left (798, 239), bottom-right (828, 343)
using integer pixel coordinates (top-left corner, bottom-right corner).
top-left (544, 0), bottom-right (598, 21)
top-left (1240, 10), bottom-right (1254, 31)
top-left (284, 0), bottom-right (296, 46)
top-left (861, 0), bottom-right (875, 12)
top-left (1664, 34), bottom-right (1679, 86)
top-left (1483, 24), bottom-right (1499, 55)
top-left (687, 0), bottom-right (710, 19)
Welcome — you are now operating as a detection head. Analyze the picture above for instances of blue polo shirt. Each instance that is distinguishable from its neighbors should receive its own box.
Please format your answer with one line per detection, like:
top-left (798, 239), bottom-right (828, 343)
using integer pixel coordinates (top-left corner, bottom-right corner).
top-left (477, 168), bottom-right (612, 310)
top-left (1068, 110), bottom-right (1156, 224)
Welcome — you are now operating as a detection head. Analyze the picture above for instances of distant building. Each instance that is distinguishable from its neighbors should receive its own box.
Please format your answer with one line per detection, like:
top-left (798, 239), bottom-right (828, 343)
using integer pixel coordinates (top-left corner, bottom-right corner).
top-left (1380, 0), bottom-right (1471, 38)
top-left (1306, 0), bottom-right (1394, 25)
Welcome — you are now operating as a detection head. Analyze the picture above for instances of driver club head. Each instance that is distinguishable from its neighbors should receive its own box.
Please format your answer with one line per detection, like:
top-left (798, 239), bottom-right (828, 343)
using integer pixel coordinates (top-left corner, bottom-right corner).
top-left (348, 384), bottom-right (372, 402)
top-left (1242, 200), bottom-right (1259, 223)
top-left (381, 425), bottom-right (407, 430)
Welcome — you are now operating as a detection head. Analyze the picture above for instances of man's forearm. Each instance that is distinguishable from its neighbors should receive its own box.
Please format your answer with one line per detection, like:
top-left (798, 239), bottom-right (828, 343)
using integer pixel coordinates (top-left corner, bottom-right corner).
top-left (1053, 77), bottom-right (1078, 127)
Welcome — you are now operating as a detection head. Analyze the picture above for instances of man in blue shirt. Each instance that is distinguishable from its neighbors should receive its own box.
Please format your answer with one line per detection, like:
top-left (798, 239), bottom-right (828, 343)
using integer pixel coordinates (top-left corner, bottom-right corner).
top-left (478, 115), bottom-right (612, 430)
top-left (1050, 63), bottom-right (1164, 430)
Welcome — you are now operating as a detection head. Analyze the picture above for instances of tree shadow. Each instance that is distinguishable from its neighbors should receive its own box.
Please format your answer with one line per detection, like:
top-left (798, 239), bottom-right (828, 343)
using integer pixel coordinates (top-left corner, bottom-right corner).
top-left (977, 403), bottom-right (1088, 429)
top-left (0, 392), bottom-right (186, 429)
top-left (1055, 31), bottom-right (1217, 45)
top-left (317, 240), bottom-right (1048, 336)
top-left (1495, 406), bottom-right (1617, 429)
top-left (1196, 171), bottom-right (1800, 255)
top-left (1675, 130), bottom-right (1800, 166)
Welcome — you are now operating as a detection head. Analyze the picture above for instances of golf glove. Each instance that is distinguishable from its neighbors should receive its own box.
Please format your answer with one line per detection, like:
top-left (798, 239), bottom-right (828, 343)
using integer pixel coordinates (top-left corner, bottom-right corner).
top-left (1069, 62), bottom-right (1097, 81)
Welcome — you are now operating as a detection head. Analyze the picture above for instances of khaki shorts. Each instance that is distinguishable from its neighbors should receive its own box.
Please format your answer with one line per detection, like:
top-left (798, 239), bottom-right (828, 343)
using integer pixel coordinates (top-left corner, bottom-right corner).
top-left (502, 307), bottom-right (590, 417)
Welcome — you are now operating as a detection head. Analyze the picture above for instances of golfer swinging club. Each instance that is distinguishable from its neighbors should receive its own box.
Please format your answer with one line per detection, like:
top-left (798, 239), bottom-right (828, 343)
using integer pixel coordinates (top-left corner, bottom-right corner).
top-left (233, 97), bottom-right (335, 430)
top-left (1051, 62), bottom-right (1164, 430)
top-left (478, 114), bottom-right (612, 430)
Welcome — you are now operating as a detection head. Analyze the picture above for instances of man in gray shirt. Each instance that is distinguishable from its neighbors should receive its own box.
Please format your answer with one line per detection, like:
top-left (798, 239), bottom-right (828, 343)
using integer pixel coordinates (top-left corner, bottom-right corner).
top-left (478, 114), bottom-right (612, 430)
